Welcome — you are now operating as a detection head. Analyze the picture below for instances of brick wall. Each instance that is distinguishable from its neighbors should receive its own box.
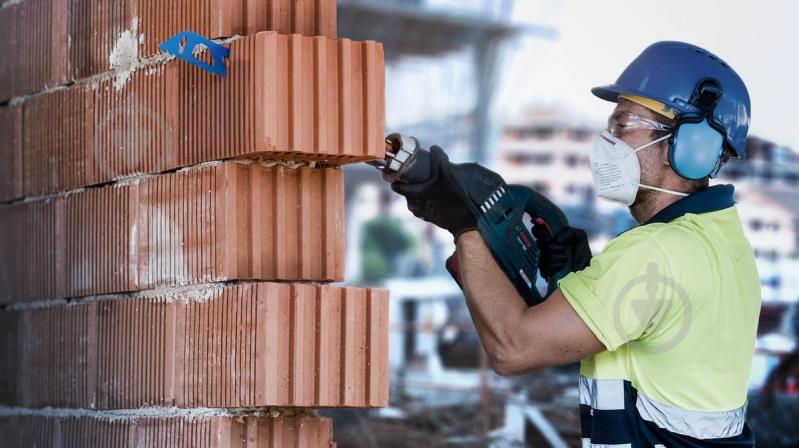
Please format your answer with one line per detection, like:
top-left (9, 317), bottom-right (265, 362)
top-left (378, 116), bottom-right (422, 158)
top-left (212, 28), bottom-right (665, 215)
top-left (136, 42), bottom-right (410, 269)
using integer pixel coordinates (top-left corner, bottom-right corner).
top-left (0, 0), bottom-right (339, 101)
top-left (0, 1), bottom-right (387, 446)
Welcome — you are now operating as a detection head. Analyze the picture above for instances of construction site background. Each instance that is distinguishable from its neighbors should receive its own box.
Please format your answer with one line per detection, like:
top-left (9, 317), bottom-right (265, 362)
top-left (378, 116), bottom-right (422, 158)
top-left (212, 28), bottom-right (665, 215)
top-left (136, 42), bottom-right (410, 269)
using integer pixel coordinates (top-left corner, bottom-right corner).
top-left (333, 0), bottom-right (799, 446)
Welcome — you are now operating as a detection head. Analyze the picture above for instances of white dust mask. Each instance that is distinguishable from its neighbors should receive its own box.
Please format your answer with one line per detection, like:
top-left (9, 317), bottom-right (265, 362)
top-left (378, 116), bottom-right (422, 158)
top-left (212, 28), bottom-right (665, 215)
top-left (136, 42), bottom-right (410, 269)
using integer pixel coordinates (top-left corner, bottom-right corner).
top-left (589, 130), bottom-right (688, 206)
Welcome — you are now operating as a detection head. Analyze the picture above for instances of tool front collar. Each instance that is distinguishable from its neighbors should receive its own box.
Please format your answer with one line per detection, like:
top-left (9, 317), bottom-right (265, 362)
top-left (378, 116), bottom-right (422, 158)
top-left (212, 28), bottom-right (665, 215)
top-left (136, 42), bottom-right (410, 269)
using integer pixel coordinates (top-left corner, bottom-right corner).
top-left (644, 184), bottom-right (735, 225)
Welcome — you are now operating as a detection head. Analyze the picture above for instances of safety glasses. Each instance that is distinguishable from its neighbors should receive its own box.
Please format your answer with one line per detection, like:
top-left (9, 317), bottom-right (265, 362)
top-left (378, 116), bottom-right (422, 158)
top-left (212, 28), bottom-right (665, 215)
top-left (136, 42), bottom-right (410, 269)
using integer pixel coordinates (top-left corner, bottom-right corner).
top-left (606, 111), bottom-right (673, 137)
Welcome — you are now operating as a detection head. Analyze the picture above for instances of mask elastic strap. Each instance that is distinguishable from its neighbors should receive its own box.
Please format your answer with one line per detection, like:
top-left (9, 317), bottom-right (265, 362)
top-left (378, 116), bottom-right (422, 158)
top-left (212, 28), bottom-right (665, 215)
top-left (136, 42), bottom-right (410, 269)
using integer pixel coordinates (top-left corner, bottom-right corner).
top-left (632, 133), bottom-right (688, 197)
top-left (633, 133), bottom-right (672, 153)
top-left (639, 184), bottom-right (689, 197)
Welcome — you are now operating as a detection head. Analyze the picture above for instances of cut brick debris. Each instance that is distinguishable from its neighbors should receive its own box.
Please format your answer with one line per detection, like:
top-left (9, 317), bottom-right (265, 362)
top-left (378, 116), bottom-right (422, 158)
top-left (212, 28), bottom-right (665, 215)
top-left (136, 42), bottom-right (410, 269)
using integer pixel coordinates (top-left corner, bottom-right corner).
top-left (109, 17), bottom-right (141, 91)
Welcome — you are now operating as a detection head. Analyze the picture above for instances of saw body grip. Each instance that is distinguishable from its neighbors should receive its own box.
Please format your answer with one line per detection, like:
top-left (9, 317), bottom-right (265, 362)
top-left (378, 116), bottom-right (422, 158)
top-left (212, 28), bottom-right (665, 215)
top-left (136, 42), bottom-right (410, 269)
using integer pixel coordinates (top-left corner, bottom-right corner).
top-left (469, 185), bottom-right (567, 306)
top-left (518, 185), bottom-right (571, 296)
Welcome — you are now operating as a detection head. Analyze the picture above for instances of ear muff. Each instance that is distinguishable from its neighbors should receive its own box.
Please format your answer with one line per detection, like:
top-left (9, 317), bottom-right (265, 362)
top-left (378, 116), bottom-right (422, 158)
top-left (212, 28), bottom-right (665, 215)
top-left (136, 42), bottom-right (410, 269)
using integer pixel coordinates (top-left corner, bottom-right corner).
top-left (669, 116), bottom-right (724, 180)
top-left (668, 78), bottom-right (726, 180)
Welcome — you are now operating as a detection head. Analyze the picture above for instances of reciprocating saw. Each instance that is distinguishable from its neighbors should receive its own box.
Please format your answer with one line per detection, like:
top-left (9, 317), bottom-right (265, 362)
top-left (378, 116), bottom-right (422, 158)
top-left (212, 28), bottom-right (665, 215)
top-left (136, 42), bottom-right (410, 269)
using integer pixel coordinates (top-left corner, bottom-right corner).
top-left (370, 133), bottom-right (571, 307)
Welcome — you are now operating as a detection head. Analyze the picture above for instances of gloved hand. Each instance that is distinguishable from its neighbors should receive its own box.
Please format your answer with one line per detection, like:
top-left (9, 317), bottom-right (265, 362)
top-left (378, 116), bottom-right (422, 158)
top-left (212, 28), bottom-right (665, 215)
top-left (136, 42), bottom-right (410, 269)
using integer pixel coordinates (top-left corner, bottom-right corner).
top-left (390, 145), bottom-right (476, 239)
top-left (390, 145), bottom-right (503, 240)
top-left (532, 225), bottom-right (592, 281)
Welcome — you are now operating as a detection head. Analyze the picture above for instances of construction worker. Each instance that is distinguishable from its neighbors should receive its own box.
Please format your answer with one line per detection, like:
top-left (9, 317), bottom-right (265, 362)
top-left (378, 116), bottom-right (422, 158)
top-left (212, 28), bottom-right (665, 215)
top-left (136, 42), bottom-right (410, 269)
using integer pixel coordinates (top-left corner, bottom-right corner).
top-left (391, 41), bottom-right (759, 446)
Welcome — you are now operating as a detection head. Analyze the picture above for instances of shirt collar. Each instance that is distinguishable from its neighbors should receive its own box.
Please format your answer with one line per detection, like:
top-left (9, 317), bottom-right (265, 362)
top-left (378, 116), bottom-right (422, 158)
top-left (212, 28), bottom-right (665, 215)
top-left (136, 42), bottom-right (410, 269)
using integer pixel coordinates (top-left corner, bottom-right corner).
top-left (644, 184), bottom-right (736, 225)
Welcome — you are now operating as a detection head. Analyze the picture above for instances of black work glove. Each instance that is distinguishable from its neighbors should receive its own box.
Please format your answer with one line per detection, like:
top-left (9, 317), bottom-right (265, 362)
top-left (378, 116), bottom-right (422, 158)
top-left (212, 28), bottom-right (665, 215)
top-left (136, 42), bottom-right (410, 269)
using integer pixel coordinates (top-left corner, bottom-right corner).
top-left (390, 146), bottom-right (503, 240)
top-left (532, 225), bottom-right (592, 281)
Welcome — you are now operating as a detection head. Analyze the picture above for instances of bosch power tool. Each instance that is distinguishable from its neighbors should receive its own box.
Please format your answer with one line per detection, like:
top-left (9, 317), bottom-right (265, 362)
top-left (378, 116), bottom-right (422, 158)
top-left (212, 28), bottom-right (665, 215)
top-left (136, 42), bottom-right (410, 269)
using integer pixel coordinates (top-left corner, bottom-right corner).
top-left (370, 133), bottom-right (571, 307)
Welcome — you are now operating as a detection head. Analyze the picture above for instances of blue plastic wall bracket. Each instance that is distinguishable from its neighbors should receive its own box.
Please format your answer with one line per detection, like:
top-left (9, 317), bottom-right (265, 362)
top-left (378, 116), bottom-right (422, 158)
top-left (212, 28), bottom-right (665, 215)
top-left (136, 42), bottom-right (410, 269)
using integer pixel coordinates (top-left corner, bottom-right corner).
top-left (159, 30), bottom-right (230, 77)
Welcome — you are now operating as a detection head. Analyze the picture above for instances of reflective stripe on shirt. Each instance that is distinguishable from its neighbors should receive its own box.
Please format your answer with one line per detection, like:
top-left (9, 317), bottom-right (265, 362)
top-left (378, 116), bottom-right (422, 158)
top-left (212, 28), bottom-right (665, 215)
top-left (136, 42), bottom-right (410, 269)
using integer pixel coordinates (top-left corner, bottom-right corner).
top-left (581, 439), bottom-right (632, 448)
top-left (579, 376), bottom-right (626, 410)
top-left (635, 389), bottom-right (747, 439)
top-left (579, 375), bottom-right (747, 442)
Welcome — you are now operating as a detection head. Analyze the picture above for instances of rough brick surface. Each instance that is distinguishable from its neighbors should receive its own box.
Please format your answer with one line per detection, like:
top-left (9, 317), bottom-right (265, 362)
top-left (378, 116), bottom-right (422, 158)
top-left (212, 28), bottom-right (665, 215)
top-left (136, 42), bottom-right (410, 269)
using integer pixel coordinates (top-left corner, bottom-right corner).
top-left (0, 0), bottom-right (337, 101)
top-left (0, 414), bottom-right (335, 447)
top-left (0, 163), bottom-right (345, 303)
top-left (0, 312), bottom-right (16, 404)
top-left (22, 85), bottom-right (90, 199)
top-left (6, 32), bottom-right (385, 200)
top-left (0, 0), bottom-right (68, 102)
top-left (0, 282), bottom-right (389, 408)
top-left (0, 106), bottom-right (22, 202)
top-left (1, 2), bottom-right (387, 445)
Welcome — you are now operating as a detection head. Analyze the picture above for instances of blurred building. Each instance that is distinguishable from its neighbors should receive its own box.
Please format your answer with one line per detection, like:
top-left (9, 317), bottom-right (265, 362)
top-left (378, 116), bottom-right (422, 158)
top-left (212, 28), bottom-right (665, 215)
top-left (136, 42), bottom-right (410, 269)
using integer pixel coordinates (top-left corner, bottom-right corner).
top-left (495, 107), bottom-right (595, 204)
top-left (339, 0), bottom-right (535, 282)
top-left (332, 2), bottom-right (799, 443)
top-left (494, 106), bottom-right (635, 248)
top-left (722, 137), bottom-right (799, 304)
top-left (339, 0), bottom-right (548, 164)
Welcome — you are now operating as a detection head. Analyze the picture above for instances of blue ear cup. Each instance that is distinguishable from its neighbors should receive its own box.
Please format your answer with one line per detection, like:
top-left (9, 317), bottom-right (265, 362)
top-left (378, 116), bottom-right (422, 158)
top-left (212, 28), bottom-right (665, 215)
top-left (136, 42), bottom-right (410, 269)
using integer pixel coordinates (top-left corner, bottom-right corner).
top-left (669, 117), bottom-right (724, 180)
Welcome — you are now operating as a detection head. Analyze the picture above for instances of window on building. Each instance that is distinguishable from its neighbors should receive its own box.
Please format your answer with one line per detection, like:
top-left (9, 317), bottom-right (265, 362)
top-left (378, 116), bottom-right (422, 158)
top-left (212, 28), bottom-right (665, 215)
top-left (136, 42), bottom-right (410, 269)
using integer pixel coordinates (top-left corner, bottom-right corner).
top-left (725, 168), bottom-right (741, 180)
top-left (530, 182), bottom-right (550, 194)
top-left (570, 129), bottom-right (592, 141)
top-left (504, 152), bottom-right (526, 165)
top-left (503, 152), bottom-right (553, 166)
top-left (564, 154), bottom-right (580, 167)
top-left (529, 154), bottom-right (553, 165)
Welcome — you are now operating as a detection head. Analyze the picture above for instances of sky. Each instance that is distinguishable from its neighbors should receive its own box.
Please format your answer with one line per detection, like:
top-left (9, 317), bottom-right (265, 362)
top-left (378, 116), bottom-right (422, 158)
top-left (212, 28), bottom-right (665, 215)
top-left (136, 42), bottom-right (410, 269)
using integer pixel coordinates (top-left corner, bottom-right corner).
top-left (495, 0), bottom-right (799, 150)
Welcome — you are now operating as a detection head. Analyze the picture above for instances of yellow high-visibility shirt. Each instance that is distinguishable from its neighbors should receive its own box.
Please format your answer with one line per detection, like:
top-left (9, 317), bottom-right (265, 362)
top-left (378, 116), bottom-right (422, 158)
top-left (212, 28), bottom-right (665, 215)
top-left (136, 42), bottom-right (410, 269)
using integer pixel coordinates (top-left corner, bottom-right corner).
top-left (559, 184), bottom-right (760, 443)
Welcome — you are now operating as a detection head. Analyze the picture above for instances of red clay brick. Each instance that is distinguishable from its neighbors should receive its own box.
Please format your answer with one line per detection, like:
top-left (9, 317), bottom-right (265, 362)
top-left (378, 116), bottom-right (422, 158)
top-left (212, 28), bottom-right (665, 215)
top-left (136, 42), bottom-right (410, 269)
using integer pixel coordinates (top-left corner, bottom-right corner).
top-left (22, 86), bottom-right (92, 197)
top-left (0, 414), bottom-right (334, 447)
top-left (0, 163), bottom-right (344, 303)
top-left (0, 0), bottom-right (337, 101)
top-left (253, 0), bottom-right (337, 39)
top-left (15, 303), bottom-right (98, 407)
top-left (0, 5), bottom-right (18, 102)
top-left (1, 282), bottom-right (389, 409)
top-left (0, 199), bottom-right (60, 301)
top-left (0, 106), bottom-right (22, 202)
top-left (0, 0), bottom-right (69, 102)
top-left (0, 311), bottom-right (17, 404)
top-left (7, 32), bottom-right (384, 200)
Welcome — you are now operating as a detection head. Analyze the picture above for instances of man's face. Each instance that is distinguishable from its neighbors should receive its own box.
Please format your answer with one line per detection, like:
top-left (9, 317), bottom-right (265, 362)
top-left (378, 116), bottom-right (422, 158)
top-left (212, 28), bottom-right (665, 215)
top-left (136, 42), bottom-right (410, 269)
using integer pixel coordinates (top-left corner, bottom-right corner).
top-left (607, 99), bottom-right (670, 192)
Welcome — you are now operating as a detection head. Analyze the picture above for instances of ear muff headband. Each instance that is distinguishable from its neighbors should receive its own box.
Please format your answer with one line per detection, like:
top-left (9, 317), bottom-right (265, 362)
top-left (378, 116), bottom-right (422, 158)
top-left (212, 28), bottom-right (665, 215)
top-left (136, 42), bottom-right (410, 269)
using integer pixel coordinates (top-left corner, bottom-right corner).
top-left (668, 79), bottom-right (727, 180)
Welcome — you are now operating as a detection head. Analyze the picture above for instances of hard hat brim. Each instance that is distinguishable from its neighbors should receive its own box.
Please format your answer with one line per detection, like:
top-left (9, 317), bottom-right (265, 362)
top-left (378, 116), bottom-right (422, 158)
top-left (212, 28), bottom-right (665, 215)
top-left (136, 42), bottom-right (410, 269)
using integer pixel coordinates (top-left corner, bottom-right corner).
top-left (592, 84), bottom-right (683, 120)
top-left (591, 84), bottom-right (622, 103)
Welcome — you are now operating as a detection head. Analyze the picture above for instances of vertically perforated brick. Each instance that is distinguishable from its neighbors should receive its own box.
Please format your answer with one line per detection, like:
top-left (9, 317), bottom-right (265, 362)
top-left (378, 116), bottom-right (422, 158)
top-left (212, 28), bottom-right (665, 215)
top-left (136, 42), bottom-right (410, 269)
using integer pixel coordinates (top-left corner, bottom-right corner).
top-left (8, 32), bottom-right (384, 201)
top-left (0, 0), bottom-right (339, 101)
top-left (1, 282), bottom-right (389, 408)
top-left (0, 414), bottom-right (334, 447)
top-left (0, 163), bottom-right (344, 303)
top-left (0, 106), bottom-right (22, 202)
top-left (0, 0), bottom-right (68, 101)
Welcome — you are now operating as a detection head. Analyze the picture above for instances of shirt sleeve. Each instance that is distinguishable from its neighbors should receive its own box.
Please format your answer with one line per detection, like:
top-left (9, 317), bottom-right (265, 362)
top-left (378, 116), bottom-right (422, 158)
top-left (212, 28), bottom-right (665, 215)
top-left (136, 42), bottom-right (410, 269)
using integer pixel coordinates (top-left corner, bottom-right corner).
top-left (558, 228), bottom-right (674, 352)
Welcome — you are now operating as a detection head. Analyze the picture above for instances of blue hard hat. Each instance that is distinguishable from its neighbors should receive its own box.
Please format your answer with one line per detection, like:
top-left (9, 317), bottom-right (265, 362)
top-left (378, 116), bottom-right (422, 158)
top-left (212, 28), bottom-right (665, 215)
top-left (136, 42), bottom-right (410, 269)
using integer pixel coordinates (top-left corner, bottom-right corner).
top-left (592, 41), bottom-right (751, 159)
